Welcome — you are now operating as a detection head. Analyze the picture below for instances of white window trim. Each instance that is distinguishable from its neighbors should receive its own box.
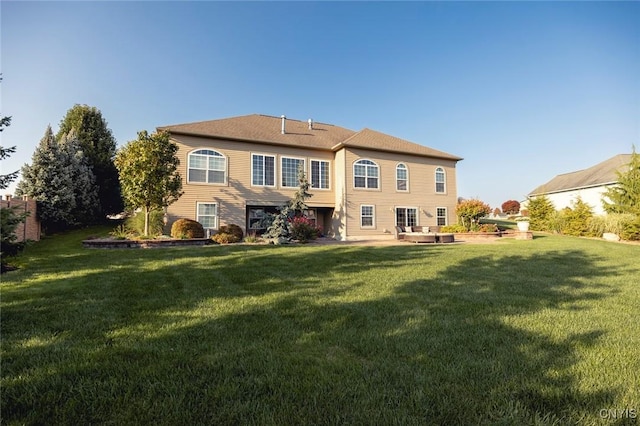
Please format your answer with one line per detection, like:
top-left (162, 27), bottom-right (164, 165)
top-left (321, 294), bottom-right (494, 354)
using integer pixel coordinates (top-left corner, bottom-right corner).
top-left (309, 158), bottom-right (331, 190)
top-left (251, 153), bottom-right (276, 188)
top-left (436, 207), bottom-right (448, 226)
top-left (196, 202), bottom-right (219, 232)
top-left (396, 163), bottom-right (409, 192)
top-left (280, 156), bottom-right (306, 189)
top-left (435, 167), bottom-right (447, 194)
top-left (395, 206), bottom-right (419, 227)
top-left (360, 204), bottom-right (376, 229)
top-left (353, 159), bottom-right (380, 190)
top-left (187, 149), bottom-right (227, 185)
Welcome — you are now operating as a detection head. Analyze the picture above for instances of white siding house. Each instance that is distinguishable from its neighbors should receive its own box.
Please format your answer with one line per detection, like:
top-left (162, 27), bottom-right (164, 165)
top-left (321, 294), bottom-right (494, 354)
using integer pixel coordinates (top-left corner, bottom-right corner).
top-left (527, 154), bottom-right (632, 215)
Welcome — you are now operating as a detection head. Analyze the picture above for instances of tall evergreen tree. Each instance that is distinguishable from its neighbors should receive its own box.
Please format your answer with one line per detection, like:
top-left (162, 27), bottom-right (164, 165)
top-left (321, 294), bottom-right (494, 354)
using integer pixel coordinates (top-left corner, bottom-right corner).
top-left (603, 148), bottom-right (640, 216)
top-left (57, 104), bottom-right (122, 217)
top-left (17, 126), bottom-right (76, 232)
top-left (59, 130), bottom-right (100, 225)
top-left (0, 76), bottom-right (18, 190)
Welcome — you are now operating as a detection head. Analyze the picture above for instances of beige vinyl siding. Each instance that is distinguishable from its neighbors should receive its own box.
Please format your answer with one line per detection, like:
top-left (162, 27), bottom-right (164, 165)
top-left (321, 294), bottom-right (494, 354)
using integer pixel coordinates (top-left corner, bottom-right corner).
top-left (343, 148), bottom-right (458, 238)
top-left (330, 148), bottom-right (347, 239)
top-left (167, 135), bottom-right (336, 232)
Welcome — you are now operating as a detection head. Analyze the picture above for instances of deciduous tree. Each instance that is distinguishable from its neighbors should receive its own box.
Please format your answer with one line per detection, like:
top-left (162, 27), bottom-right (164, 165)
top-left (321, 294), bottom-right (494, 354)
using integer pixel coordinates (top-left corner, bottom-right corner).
top-left (114, 130), bottom-right (182, 236)
top-left (501, 200), bottom-right (521, 215)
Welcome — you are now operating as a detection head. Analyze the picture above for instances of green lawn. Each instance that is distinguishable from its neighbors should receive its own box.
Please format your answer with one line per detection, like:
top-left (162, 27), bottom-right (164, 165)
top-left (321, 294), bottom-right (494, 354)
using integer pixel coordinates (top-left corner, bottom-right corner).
top-left (2, 229), bottom-right (639, 425)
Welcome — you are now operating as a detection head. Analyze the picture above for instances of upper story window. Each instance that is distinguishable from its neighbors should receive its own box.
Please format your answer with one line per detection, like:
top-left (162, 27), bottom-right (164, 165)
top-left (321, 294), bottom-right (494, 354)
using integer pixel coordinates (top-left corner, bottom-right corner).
top-left (310, 159), bottom-right (330, 190)
top-left (354, 159), bottom-right (379, 189)
top-left (281, 157), bottom-right (305, 188)
top-left (435, 167), bottom-right (446, 193)
top-left (396, 163), bottom-right (408, 191)
top-left (188, 149), bottom-right (226, 184)
top-left (252, 154), bottom-right (276, 187)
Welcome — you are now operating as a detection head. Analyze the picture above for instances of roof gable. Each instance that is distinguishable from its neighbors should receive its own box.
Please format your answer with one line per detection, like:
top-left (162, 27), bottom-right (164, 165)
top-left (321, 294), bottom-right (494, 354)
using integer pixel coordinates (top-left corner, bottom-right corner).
top-left (529, 154), bottom-right (633, 195)
top-left (158, 114), bottom-right (462, 161)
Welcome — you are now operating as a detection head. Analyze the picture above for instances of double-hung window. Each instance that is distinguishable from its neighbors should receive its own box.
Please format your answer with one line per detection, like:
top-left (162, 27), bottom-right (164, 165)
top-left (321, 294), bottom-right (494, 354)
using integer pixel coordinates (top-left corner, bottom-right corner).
top-left (310, 160), bottom-right (330, 189)
top-left (396, 163), bottom-right (408, 191)
top-left (360, 205), bottom-right (375, 228)
top-left (436, 207), bottom-right (447, 226)
top-left (188, 149), bottom-right (226, 184)
top-left (396, 207), bottom-right (418, 227)
top-left (435, 167), bottom-right (446, 193)
top-left (252, 154), bottom-right (275, 187)
top-left (281, 157), bottom-right (305, 188)
top-left (197, 202), bottom-right (218, 232)
top-left (354, 159), bottom-right (379, 189)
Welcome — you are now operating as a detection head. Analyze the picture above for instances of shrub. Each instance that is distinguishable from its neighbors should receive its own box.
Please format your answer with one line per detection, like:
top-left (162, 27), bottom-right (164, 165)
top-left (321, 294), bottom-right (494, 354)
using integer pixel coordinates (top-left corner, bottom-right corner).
top-left (126, 209), bottom-right (165, 237)
top-left (289, 216), bottom-right (321, 242)
top-left (559, 198), bottom-right (594, 236)
top-left (171, 218), bottom-right (205, 239)
top-left (110, 224), bottom-right (133, 240)
top-left (440, 224), bottom-right (468, 233)
top-left (211, 232), bottom-right (240, 244)
top-left (588, 213), bottom-right (638, 238)
top-left (244, 232), bottom-right (263, 243)
top-left (218, 224), bottom-right (243, 241)
top-left (620, 215), bottom-right (640, 241)
top-left (456, 199), bottom-right (492, 231)
top-left (527, 195), bottom-right (556, 231)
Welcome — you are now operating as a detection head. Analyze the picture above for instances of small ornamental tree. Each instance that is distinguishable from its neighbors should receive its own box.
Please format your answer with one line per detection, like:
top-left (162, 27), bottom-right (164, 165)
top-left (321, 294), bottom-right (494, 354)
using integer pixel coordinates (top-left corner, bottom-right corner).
top-left (455, 199), bottom-right (491, 231)
top-left (115, 130), bottom-right (182, 236)
top-left (264, 166), bottom-right (314, 240)
top-left (501, 200), bottom-right (521, 215)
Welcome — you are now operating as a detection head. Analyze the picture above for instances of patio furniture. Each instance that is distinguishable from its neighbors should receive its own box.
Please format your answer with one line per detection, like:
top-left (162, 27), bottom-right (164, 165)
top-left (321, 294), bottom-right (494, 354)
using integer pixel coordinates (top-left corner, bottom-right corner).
top-left (436, 233), bottom-right (455, 243)
top-left (404, 233), bottom-right (437, 243)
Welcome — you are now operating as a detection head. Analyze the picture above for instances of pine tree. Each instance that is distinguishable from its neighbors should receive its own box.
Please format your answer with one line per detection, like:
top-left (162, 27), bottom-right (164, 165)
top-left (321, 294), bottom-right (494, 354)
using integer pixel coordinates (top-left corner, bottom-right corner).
top-left (16, 126), bottom-right (76, 232)
top-left (527, 194), bottom-right (556, 231)
top-left (603, 148), bottom-right (640, 216)
top-left (59, 130), bottom-right (100, 225)
top-left (289, 165), bottom-right (313, 215)
top-left (57, 104), bottom-right (122, 217)
top-left (0, 76), bottom-right (18, 190)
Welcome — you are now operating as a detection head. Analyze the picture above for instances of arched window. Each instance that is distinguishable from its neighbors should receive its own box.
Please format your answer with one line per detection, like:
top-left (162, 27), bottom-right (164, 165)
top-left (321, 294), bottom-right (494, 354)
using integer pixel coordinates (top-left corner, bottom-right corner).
top-left (354, 159), bottom-right (379, 189)
top-left (435, 167), bottom-right (446, 193)
top-left (396, 163), bottom-right (408, 191)
top-left (188, 149), bottom-right (226, 184)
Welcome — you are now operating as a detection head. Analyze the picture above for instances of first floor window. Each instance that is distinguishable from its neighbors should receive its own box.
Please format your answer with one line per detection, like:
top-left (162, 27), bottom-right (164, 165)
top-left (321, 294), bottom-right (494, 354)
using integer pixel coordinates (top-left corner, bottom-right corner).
top-left (396, 207), bottom-right (417, 227)
top-left (311, 160), bottom-right (330, 189)
top-left (197, 202), bottom-right (218, 231)
top-left (281, 157), bottom-right (304, 188)
top-left (360, 205), bottom-right (375, 228)
top-left (436, 207), bottom-right (447, 226)
top-left (252, 154), bottom-right (275, 186)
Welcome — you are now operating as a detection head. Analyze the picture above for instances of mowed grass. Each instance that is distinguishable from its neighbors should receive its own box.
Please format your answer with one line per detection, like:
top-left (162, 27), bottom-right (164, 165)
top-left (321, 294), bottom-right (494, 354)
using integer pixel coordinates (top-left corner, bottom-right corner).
top-left (1, 230), bottom-right (639, 425)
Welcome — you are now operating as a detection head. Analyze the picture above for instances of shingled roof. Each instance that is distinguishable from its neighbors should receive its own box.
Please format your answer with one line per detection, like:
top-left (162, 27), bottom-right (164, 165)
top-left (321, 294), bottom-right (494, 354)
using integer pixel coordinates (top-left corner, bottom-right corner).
top-left (529, 154), bottom-right (632, 196)
top-left (158, 114), bottom-right (462, 161)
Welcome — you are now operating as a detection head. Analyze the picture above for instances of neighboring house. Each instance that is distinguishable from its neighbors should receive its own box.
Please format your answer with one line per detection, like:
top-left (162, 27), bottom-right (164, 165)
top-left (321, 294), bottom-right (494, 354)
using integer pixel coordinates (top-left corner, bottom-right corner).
top-left (527, 154), bottom-right (632, 215)
top-left (158, 114), bottom-right (462, 241)
top-left (0, 195), bottom-right (41, 242)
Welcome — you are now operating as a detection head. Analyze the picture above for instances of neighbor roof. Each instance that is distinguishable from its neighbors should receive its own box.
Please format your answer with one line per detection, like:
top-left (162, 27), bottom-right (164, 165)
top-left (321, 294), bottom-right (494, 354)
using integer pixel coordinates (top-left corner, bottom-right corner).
top-left (529, 154), bottom-right (633, 196)
top-left (158, 114), bottom-right (462, 161)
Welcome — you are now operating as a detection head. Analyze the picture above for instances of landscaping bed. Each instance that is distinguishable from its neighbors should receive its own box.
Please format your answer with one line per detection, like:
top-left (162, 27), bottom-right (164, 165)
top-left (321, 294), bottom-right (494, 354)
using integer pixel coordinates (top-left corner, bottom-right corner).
top-left (82, 237), bottom-right (210, 249)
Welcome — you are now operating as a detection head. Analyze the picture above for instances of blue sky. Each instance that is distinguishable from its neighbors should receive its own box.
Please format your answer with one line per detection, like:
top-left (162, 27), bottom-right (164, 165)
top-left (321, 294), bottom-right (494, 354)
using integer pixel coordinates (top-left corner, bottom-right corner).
top-left (2, 1), bottom-right (639, 210)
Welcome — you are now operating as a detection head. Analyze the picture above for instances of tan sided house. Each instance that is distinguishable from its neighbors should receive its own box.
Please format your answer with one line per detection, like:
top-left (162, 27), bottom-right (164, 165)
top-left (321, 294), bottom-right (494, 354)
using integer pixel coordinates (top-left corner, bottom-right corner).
top-left (158, 114), bottom-right (463, 241)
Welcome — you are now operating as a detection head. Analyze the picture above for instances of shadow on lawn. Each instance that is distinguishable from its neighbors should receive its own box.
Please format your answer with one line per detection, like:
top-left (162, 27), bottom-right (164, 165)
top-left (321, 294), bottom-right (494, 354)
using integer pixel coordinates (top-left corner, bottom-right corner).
top-left (0, 243), bottom-right (628, 424)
